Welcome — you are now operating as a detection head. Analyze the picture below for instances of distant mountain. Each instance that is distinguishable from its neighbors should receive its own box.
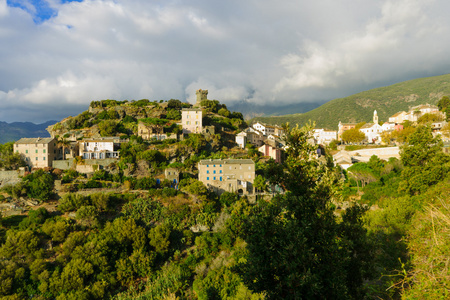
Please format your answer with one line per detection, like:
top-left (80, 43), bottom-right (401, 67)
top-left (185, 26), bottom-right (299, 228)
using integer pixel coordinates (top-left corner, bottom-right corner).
top-left (0, 121), bottom-right (56, 144)
top-left (252, 74), bottom-right (450, 130)
top-left (227, 100), bottom-right (325, 120)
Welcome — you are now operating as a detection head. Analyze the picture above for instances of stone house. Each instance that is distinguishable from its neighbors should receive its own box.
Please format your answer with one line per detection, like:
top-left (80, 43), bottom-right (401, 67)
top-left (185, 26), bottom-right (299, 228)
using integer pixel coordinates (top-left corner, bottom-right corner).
top-left (235, 127), bottom-right (265, 148)
top-left (164, 168), bottom-right (180, 185)
top-left (137, 120), bottom-right (178, 141)
top-left (198, 159), bottom-right (255, 195)
top-left (181, 108), bottom-right (202, 134)
top-left (14, 137), bottom-right (58, 169)
top-left (78, 137), bottom-right (120, 159)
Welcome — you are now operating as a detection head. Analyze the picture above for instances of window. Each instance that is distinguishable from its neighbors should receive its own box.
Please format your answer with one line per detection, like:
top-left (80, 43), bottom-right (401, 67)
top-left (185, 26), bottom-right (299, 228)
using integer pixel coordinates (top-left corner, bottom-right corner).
top-left (26, 150), bottom-right (28, 154)
top-left (220, 164), bottom-right (222, 167)
top-left (43, 157), bottom-right (46, 160)
top-left (207, 177), bottom-right (209, 180)
top-left (213, 177), bottom-right (216, 180)
top-left (219, 170), bottom-right (222, 173)
top-left (207, 170), bottom-right (209, 174)
top-left (220, 177), bottom-right (222, 181)
top-left (35, 157), bottom-right (38, 161)
top-left (35, 149), bottom-right (38, 153)
top-left (43, 149), bottom-right (46, 153)
top-left (248, 166), bottom-right (251, 170)
top-left (207, 164), bottom-right (209, 167)
top-left (213, 164), bottom-right (216, 167)
top-left (213, 170), bottom-right (216, 174)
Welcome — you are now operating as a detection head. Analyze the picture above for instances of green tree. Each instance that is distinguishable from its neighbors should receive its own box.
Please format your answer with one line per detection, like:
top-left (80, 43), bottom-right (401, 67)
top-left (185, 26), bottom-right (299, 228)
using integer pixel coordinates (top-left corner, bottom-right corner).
top-left (417, 113), bottom-right (443, 124)
top-left (399, 125), bottom-right (450, 195)
top-left (437, 96), bottom-right (450, 121)
top-left (341, 128), bottom-right (366, 143)
top-left (218, 107), bottom-right (230, 117)
top-left (166, 109), bottom-right (181, 120)
top-left (0, 142), bottom-right (26, 170)
top-left (24, 170), bottom-right (54, 202)
top-left (236, 123), bottom-right (371, 299)
top-left (167, 99), bottom-right (182, 109)
top-left (253, 175), bottom-right (267, 193)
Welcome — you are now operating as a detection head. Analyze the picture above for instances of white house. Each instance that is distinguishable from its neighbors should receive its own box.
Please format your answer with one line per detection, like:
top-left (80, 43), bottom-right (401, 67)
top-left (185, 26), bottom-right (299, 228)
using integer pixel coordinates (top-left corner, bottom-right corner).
top-left (359, 110), bottom-right (383, 143)
top-left (313, 129), bottom-right (337, 145)
top-left (381, 122), bottom-right (396, 132)
top-left (78, 137), bottom-right (120, 159)
top-left (252, 122), bottom-right (284, 137)
top-left (236, 131), bottom-right (247, 148)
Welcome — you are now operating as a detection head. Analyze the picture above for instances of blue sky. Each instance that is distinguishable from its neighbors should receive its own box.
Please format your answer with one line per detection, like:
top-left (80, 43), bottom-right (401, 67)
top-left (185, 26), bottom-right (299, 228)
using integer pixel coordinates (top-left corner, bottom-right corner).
top-left (2, 0), bottom-right (450, 123)
top-left (7, 0), bottom-right (81, 23)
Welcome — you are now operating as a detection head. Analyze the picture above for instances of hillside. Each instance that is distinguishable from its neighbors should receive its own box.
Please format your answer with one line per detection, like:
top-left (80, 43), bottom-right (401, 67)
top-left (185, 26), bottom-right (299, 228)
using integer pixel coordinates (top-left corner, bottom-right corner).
top-left (0, 121), bottom-right (56, 144)
top-left (253, 73), bottom-right (450, 129)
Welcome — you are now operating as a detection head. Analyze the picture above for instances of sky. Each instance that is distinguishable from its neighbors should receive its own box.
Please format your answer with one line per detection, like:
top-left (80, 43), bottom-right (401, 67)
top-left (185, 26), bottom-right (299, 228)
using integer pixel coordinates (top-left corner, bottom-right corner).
top-left (1, 0), bottom-right (450, 123)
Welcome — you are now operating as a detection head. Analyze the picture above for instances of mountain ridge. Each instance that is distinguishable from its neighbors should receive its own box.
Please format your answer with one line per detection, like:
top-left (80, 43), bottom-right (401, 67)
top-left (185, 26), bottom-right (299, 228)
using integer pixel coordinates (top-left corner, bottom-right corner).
top-left (252, 73), bottom-right (450, 130)
top-left (0, 120), bottom-right (56, 144)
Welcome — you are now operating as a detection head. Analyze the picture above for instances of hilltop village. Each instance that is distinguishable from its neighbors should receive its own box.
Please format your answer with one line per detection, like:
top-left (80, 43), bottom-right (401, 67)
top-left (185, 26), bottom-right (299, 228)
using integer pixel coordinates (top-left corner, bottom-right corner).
top-left (1, 90), bottom-right (450, 299)
top-left (3, 90), bottom-right (450, 194)
top-left (5, 89), bottom-right (283, 197)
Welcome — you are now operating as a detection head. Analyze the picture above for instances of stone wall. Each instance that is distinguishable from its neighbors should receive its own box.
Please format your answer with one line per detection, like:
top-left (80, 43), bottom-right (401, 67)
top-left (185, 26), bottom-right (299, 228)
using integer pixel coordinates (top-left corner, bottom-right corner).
top-left (53, 158), bottom-right (117, 172)
top-left (53, 159), bottom-right (74, 170)
top-left (349, 147), bottom-right (400, 162)
top-left (0, 170), bottom-right (25, 188)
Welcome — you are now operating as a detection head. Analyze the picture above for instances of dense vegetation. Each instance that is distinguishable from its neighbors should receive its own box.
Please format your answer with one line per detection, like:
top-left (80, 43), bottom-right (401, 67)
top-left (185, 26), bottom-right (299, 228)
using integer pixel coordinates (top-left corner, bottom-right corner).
top-left (1, 96), bottom-right (450, 298)
top-left (254, 73), bottom-right (450, 129)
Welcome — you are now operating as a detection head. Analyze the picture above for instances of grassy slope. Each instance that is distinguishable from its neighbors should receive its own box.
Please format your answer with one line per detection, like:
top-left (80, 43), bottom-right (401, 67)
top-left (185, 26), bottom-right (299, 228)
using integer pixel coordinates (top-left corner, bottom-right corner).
top-left (253, 74), bottom-right (450, 130)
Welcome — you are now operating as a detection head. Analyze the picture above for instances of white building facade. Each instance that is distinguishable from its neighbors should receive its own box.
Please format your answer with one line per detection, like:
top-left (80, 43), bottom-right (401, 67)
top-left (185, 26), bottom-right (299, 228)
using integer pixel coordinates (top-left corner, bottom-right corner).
top-left (78, 138), bottom-right (120, 159)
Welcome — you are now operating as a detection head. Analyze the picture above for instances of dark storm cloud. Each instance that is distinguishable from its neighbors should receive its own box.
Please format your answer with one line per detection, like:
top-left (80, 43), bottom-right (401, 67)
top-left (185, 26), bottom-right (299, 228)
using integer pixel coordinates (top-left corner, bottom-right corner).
top-left (1, 0), bottom-right (450, 122)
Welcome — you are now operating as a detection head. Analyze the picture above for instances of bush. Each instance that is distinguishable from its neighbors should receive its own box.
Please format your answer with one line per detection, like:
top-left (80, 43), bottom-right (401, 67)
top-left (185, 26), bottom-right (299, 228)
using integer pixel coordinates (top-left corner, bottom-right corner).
top-left (59, 194), bottom-right (89, 212)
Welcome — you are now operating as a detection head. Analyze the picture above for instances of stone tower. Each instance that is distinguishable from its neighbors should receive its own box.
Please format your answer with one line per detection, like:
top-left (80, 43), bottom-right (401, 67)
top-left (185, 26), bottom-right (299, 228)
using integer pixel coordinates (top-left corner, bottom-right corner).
top-left (196, 89), bottom-right (208, 106)
top-left (373, 110), bottom-right (378, 124)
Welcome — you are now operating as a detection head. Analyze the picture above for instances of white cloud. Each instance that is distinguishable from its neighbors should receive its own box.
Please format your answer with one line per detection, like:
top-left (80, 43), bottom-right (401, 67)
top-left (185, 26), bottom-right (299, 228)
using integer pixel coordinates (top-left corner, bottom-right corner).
top-left (1, 0), bottom-right (450, 122)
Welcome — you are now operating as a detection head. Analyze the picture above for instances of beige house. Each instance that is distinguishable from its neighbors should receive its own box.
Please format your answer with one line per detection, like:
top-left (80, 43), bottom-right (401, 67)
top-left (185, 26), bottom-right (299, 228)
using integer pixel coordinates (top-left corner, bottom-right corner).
top-left (389, 104), bottom-right (446, 123)
top-left (78, 137), bottom-right (120, 159)
top-left (388, 111), bottom-right (407, 123)
top-left (198, 159), bottom-right (255, 195)
top-left (338, 122), bottom-right (357, 140)
top-left (182, 108), bottom-right (202, 134)
top-left (14, 137), bottom-right (58, 169)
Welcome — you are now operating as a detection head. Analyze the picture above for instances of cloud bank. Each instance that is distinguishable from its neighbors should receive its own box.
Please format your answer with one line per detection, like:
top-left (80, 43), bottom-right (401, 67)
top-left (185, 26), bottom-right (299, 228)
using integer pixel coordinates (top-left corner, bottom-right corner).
top-left (1, 0), bottom-right (450, 122)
